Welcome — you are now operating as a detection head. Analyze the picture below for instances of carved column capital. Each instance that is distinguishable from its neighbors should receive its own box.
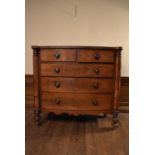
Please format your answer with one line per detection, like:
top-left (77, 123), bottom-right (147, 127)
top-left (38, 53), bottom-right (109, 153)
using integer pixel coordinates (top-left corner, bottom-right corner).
top-left (116, 50), bottom-right (121, 57)
top-left (33, 48), bottom-right (40, 55)
top-left (115, 46), bottom-right (122, 56)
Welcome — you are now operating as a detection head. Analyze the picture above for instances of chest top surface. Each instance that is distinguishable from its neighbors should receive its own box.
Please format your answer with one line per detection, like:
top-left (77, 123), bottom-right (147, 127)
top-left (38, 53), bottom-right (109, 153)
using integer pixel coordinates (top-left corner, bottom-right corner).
top-left (32, 45), bottom-right (122, 50)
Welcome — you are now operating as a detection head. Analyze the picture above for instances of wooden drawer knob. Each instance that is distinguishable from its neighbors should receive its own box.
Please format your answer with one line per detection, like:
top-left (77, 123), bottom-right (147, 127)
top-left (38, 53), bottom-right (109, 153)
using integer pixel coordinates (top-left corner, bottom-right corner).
top-left (93, 83), bottom-right (99, 89)
top-left (94, 53), bottom-right (100, 60)
top-left (55, 81), bottom-right (60, 88)
top-left (92, 100), bottom-right (98, 106)
top-left (55, 98), bottom-right (61, 105)
top-left (94, 69), bottom-right (100, 74)
top-left (55, 53), bottom-right (61, 59)
top-left (54, 68), bottom-right (60, 73)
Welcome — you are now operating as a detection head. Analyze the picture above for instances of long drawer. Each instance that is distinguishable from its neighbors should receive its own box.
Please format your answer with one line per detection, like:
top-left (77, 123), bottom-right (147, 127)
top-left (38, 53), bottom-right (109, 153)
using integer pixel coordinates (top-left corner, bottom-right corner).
top-left (41, 77), bottom-right (114, 93)
top-left (40, 63), bottom-right (114, 77)
top-left (41, 93), bottom-right (113, 111)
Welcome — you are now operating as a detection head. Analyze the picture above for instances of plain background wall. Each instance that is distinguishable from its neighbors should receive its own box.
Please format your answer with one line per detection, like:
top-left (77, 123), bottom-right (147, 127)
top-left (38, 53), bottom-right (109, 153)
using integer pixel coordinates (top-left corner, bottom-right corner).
top-left (25, 0), bottom-right (128, 76)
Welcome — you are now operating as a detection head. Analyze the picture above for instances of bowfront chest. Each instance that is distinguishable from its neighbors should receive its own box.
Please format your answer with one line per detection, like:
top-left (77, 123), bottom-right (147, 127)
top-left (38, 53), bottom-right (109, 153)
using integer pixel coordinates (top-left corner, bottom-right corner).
top-left (32, 46), bottom-right (122, 127)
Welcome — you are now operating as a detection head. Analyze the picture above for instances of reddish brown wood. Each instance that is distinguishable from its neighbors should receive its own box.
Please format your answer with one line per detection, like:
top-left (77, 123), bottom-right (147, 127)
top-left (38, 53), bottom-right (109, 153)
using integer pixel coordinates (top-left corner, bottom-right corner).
top-left (25, 96), bottom-right (34, 109)
top-left (32, 46), bottom-right (122, 126)
top-left (43, 110), bottom-right (111, 116)
top-left (40, 49), bottom-right (76, 62)
top-left (113, 50), bottom-right (122, 127)
top-left (33, 49), bottom-right (41, 125)
top-left (41, 93), bottom-right (113, 111)
top-left (40, 63), bottom-right (114, 77)
top-left (25, 75), bottom-right (34, 96)
top-left (41, 77), bottom-right (114, 93)
top-left (32, 45), bottom-right (122, 50)
top-left (77, 50), bottom-right (114, 63)
top-left (25, 75), bottom-right (128, 112)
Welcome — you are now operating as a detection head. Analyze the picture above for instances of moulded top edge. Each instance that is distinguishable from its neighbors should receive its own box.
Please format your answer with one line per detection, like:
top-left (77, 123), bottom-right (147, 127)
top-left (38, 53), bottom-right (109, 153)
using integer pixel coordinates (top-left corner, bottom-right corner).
top-left (31, 45), bottom-right (122, 51)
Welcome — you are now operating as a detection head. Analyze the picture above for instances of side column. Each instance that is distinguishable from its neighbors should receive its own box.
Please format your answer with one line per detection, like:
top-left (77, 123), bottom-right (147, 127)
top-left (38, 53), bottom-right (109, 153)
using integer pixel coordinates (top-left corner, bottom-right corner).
top-left (113, 48), bottom-right (122, 127)
top-left (33, 48), bottom-right (41, 126)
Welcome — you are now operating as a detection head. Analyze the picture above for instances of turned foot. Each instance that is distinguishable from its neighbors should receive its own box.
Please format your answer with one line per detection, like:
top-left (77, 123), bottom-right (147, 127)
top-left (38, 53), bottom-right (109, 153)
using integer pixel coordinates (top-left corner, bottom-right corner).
top-left (112, 111), bottom-right (119, 128)
top-left (34, 110), bottom-right (41, 126)
top-left (102, 114), bottom-right (107, 118)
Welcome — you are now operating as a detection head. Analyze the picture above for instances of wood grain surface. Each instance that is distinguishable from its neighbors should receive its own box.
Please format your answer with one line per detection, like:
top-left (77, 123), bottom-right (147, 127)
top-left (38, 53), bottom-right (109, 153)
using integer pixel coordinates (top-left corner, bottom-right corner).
top-left (41, 77), bottom-right (114, 93)
top-left (26, 110), bottom-right (129, 155)
top-left (77, 50), bottom-right (114, 63)
top-left (40, 63), bottom-right (114, 77)
top-left (40, 49), bottom-right (76, 62)
top-left (41, 93), bottom-right (113, 111)
top-left (25, 75), bottom-right (129, 112)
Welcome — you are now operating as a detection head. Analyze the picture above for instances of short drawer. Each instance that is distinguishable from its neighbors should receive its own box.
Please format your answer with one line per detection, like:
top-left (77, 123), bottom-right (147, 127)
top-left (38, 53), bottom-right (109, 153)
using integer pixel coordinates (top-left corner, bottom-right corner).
top-left (41, 93), bottom-right (113, 111)
top-left (77, 50), bottom-right (114, 63)
top-left (40, 49), bottom-right (76, 62)
top-left (40, 63), bottom-right (114, 77)
top-left (41, 77), bottom-right (114, 93)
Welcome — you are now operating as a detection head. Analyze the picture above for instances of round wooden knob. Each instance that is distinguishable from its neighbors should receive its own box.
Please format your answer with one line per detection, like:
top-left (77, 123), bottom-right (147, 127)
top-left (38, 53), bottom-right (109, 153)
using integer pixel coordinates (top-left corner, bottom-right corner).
top-left (92, 100), bottom-right (98, 106)
top-left (55, 98), bottom-right (61, 105)
top-left (94, 69), bottom-right (100, 74)
top-left (94, 53), bottom-right (100, 60)
top-left (55, 53), bottom-right (61, 59)
top-left (93, 83), bottom-right (99, 89)
top-left (54, 68), bottom-right (60, 73)
top-left (55, 81), bottom-right (60, 88)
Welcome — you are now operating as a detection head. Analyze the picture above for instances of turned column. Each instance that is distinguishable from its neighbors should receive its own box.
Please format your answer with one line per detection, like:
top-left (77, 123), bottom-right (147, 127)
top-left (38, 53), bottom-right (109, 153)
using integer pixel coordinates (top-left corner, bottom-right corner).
top-left (33, 48), bottom-right (41, 126)
top-left (113, 47), bottom-right (122, 127)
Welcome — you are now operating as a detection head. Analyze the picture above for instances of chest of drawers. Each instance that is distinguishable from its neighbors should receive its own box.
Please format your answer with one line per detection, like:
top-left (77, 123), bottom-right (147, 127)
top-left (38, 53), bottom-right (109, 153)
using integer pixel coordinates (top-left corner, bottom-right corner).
top-left (32, 46), bottom-right (122, 127)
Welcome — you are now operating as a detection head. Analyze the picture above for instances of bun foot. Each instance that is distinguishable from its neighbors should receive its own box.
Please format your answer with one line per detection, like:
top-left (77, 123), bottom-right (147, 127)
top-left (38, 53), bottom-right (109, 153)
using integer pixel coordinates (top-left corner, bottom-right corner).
top-left (34, 110), bottom-right (41, 126)
top-left (102, 114), bottom-right (107, 118)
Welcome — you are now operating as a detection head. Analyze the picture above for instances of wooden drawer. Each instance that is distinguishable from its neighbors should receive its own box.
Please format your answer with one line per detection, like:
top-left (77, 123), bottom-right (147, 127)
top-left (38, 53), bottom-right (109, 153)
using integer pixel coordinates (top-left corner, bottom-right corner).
top-left (77, 50), bottom-right (114, 63)
top-left (40, 49), bottom-right (76, 62)
top-left (41, 77), bottom-right (114, 93)
top-left (41, 93), bottom-right (113, 111)
top-left (40, 63), bottom-right (114, 77)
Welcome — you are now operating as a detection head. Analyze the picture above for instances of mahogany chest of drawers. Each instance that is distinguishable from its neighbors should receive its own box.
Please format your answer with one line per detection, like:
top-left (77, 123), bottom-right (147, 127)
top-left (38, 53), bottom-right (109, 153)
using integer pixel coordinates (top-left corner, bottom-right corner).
top-left (32, 46), bottom-right (122, 127)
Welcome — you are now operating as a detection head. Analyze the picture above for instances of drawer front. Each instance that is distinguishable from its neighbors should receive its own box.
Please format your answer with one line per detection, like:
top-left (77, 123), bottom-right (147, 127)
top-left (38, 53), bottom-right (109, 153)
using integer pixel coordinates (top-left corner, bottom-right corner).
top-left (41, 77), bottom-right (114, 93)
top-left (77, 50), bottom-right (114, 63)
top-left (41, 93), bottom-right (113, 111)
top-left (40, 49), bottom-right (76, 62)
top-left (40, 63), bottom-right (114, 77)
